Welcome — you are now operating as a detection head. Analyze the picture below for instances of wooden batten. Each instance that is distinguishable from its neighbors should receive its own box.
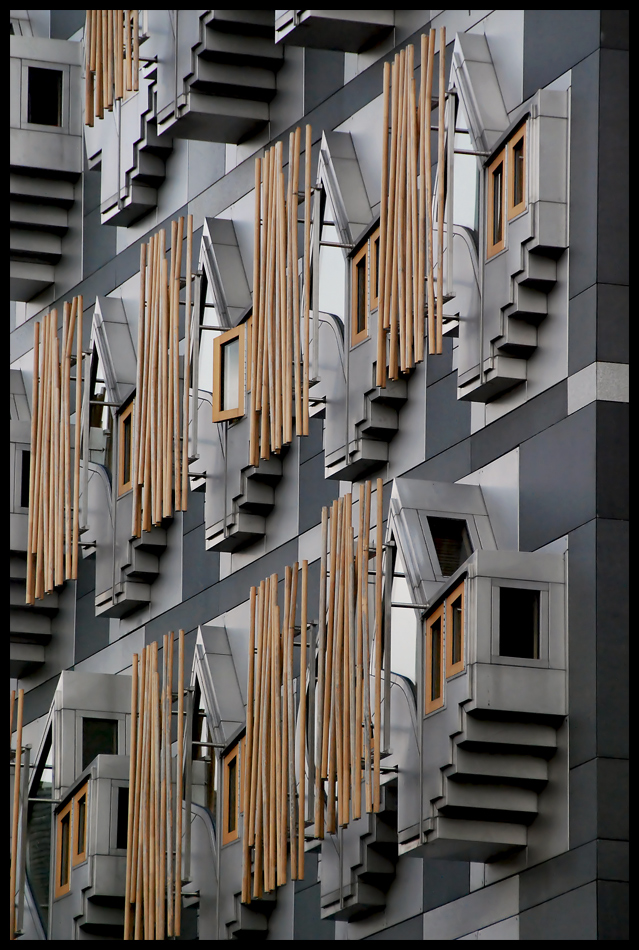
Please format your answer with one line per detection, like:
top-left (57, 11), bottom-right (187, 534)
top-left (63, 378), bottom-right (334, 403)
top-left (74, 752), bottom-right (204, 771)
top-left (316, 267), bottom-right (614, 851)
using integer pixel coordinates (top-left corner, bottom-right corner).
top-left (106, 10), bottom-right (113, 111)
top-left (181, 214), bottom-right (193, 505)
top-left (26, 321), bottom-right (40, 604)
top-left (314, 506), bottom-right (328, 836)
top-left (250, 160), bottom-right (262, 466)
top-left (436, 27), bottom-right (446, 355)
top-left (10, 689), bottom-right (24, 941)
top-left (302, 124), bottom-right (311, 436)
top-left (376, 64), bottom-right (390, 387)
top-left (72, 296), bottom-right (82, 580)
top-left (124, 654), bottom-right (138, 939)
top-left (373, 479), bottom-right (384, 811)
top-left (172, 216), bottom-right (184, 511)
top-left (298, 559), bottom-right (308, 875)
top-left (425, 29), bottom-right (436, 354)
top-left (362, 481), bottom-right (373, 813)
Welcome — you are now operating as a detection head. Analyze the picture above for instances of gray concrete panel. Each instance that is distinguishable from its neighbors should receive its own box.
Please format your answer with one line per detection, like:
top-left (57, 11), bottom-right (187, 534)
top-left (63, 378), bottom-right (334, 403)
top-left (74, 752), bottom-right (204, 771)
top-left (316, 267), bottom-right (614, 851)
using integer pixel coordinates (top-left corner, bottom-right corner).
top-left (183, 523), bottom-right (220, 601)
top-left (299, 455), bottom-right (339, 534)
top-left (596, 758), bottom-right (629, 842)
top-left (519, 841), bottom-right (596, 911)
top-left (82, 207), bottom-right (118, 279)
top-left (519, 880), bottom-right (597, 941)
top-left (423, 860), bottom-right (470, 914)
top-left (50, 10), bottom-right (85, 40)
top-left (425, 372), bottom-right (471, 461)
top-left (596, 519), bottom-right (628, 758)
top-left (597, 839), bottom-right (629, 883)
top-left (299, 416), bottom-right (324, 464)
top-left (600, 10), bottom-right (630, 50)
top-left (519, 403), bottom-right (595, 552)
top-left (305, 49), bottom-right (345, 115)
top-left (470, 380), bottom-right (566, 474)
top-left (567, 520), bottom-right (597, 767)
top-left (596, 402), bottom-right (628, 521)
top-left (522, 10), bottom-right (600, 101)
top-left (567, 52), bottom-right (599, 300)
top-left (422, 875), bottom-right (518, 941)
top-left (597, 283), bottom-right (628, 365)
top-left (294, 883), bottom-right (335, 940)
top-left (569, 758), bottom-right (598, 850)
top-left (427, 340), bottom-right (454, 387)
top-left (406, 439), bottom-right (472, 484)
top-left (597, 50), bottom-right (628, 288)
top-left (598, 881), bottom-right (629, 941)
top-left (568, 284), bottom-right (596, 376)
top-left (75, 590), bottom-right (110, 664)
top-left (19, 674), bottom-right (58, 727)
top-left (183, 485), bottom-right (205, 534)
top-left (364, 913), bottom-right (423, 940)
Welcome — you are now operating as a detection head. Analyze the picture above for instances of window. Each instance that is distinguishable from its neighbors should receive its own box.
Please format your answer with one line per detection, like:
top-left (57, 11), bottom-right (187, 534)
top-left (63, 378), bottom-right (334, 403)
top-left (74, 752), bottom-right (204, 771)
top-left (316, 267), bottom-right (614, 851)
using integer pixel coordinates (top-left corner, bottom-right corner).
top-left (350, 227), bottom-right (380, 347)
top-left (82, 717), bottom-right (118, 771)
top-left (28, 67), bottom-right (62, 127)
top-left (445, 580), bottom-right (465, 678)
top-left (72, 783), bottom-right (88, 866)
top-left (427, 517), bottom-right (473, 577)
top-left (222, 744), bottom-right (240, 845)
top-left (54, 801), bottom-right (72, 898)
top-left (115, 786), bottom-right (129, 850)
top-left (499, 587), bottom-right (540, 659)
top-left (212, 324), bottom-right (245, 423)
top-left (425, 603), bottom-right (445, 714)
top-left (118, 400), bottom-right (134, 495)
top-left (508, 124), bottom-right (527, 220)
top-left (487, 150), bottom-right (506, 258)
top-left (21, 449), bottom-right (30, 508)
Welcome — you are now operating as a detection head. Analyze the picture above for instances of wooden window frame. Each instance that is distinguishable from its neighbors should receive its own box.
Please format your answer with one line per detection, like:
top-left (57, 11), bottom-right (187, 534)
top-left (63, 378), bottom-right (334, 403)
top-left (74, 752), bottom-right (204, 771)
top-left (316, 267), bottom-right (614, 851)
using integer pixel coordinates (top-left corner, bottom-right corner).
top-left (117, 399), bottom-right (134, 496)
top-left (54, 799), bottom-right (73, 899)
top-left (351, 227), bottom-right (381, 347)
top-left (212, 325), bottom-right (245, 423)
top-left (445, 580), bottom-right (466, 679)
top-left (222, 744), bottom-right (240, 845)
top-left (486, 149), bottom-right (506, 259)
top-left (507, 123), bottom-right (527, 221)
top-left (72, 782), bottom-right (89, 867)
top-left (425, 603), bottom-right (445, 714)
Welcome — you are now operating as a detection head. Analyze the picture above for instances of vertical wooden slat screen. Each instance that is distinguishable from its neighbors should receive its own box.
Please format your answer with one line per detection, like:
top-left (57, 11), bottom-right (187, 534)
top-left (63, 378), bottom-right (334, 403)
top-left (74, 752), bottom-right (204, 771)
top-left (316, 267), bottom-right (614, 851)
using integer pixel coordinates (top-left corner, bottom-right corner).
top-left (10, 689), bottom-right (24, 941)
top-left (26, 301), bottom-right (83, 604)
top-left (131, 217), bottom-right (192, 539)
top-left (376, 28), bottom-right (448, 387)
top-left (249, 128), bottom-right (312, 465)
top-left (124, 631), bottom-right (185, 939)
top-left (84, 10), bottom-right (139, 127)
top-left (241, 480), bottom-right (388, 904)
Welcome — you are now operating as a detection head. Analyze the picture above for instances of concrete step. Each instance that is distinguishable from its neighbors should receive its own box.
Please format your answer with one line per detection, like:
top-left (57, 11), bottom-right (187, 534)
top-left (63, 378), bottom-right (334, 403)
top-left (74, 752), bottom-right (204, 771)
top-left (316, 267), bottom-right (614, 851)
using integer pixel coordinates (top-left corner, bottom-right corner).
top-left (445, 747), bottom-right (548, 791)
top-left (503, 284), bottom-right (547, 326)
top-left (192, 59), bottom-right (277, 103)
top-left (10, 579), bottom-right (59, 615)
top-left (516, 253), bottom-right (557, 292)
top-left (207, 9), bottom-right (275, 39)
top-left (123, 548), bottom-right (159, 583)
top-left (495, 318), bottom-right (537, 358)
top-left (10, 173), bottom-right (75, 208)
top-left (10, 200), bottom-right (69, 236)
top-left (236, 477), bottom-right (275, 515)
top-left (457, 715), bottom-right (557, 758)
top-left (437, 780), bottom-right (538, 825)
top-left (132, 527), bottom-right (167, 553)
top-left (10, 227), bottom-right (62, 265)
top-left (200, 26), bottom-right (284, 72)
top-left (10, 607), bottom-right (52, 639)
top-left (417, 815), bottom-right (527, 863)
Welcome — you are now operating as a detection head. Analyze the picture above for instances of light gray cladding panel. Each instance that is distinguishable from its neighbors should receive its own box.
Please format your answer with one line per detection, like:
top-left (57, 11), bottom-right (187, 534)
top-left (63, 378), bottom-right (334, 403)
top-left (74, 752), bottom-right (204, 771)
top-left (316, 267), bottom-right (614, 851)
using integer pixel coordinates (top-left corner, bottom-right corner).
top-left (187, 805), bottom-right (218, 940)
top-left (319, 131), bottom-right (373, 247)
top-left (311, 312), bottom-right (346, 460)
top-left (199, 397), bottom-right (227, 532)
top-left (202, 217), bottom-right (251, 326)
top-left (451, 32), bottom-right (510, 154)
top-left (56, 669), bottom-right (132, 715)
top-left (92, 296), bottom-right (137, 402)
top-left (195, 625), bottom-right (245, 744)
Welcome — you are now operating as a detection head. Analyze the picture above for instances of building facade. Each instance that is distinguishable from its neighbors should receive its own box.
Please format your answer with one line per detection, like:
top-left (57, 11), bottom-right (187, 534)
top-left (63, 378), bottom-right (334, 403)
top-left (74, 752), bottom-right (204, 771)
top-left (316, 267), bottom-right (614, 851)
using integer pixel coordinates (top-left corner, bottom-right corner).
top-left (10, 9), bottom-right (628, 941)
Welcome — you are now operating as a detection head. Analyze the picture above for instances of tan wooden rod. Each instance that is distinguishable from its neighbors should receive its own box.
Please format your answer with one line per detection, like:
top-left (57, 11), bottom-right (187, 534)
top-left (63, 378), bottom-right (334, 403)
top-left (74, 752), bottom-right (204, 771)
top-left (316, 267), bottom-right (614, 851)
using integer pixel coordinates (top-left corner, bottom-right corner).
top-left (85, 10), bottom-right (140, 126)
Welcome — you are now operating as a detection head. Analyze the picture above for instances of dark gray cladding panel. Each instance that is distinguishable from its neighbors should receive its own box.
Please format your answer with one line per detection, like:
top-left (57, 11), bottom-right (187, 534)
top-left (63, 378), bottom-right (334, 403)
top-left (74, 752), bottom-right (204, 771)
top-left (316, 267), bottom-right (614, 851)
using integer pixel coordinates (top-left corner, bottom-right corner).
top-left (183, 484), bottom-right (205, 534)
top-left (568, 51), bottom-right (599, 301)
top-left (519, 841), bottom-right (596, 911)
top-left (519, 881), bottom-right (597, 941)
top-left (425, 371), bottom-right (471, 461)
top-left (568, 284), bottom-right (597, 375)
top-left (406, 439), bottom-right (472, 484)
top-left (75, 589), bottom-right (110, 664)
top-left (600, 9), bottom-right (630, 50)
top-left (299, 454), bottom-right (339, 533)
top-left (423, 860), bottom-right (470, 914)
top-left (567, 520), bottom-right (597, 768)
top-left (519, 403), bottom-right (596, 551)
top-left (183, 522), bottom-right (220, 601)
top-left (597, 49), bottom-right (629, 288)
top-left (597, 839), bottom-right (629, 883)
top-left (304, 48), bottom-right (345, 114)
top-left (523, 10), bottom-right (600, 101)
top-left (364, 914), bottom-right (423, 940)
top-left (596, 401), bottom-right (628, 521)
top-left (596, 284), bottom-right (628, 366)
top-left (18, 674), bottom-right (58, 728)
top-left (598, 882), bottom-right (629, 941)
top-left (293, 883), bottom-right (335, 941)
top-left (595, 519), bottom-right (629, 758)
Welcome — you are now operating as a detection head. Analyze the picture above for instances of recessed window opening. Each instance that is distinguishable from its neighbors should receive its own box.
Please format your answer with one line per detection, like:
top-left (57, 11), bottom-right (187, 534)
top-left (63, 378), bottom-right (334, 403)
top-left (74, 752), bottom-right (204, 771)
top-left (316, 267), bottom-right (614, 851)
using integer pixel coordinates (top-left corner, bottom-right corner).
top-left (513, 139), bottom-right (524, 209)
top-left (221, 337), bottom-right (240, 411)
top-left (356, 256), bottom-right (367, 334)
top-left (373, 236), bottom-right (380, 302)
top-left (82, 717), bottom-right (118, 771)
top-left (116, 786), bottom-right (129, 849)
top-left (28, 67), bottom-right (62, 126)
top-left (21, 449), bottom-right (31, 508)
top-left (59, 812), bottom-right (70, 887)
top-left (122, 414), bottom-right (132, 481)
top-left (492, 163), bottom-right (503, 245)
top-left (227, 757), bottom-right (237, 835)
top-left (428, 517), bottom-right (473, 576)
top-left (499, 587), bottom-right (540, 659)
top-left (451, 595), bottom-right (463, 667)
top-left (430, 617), bottom-right (442, 702)
top-left (75, 792), bottom-right (87, 860)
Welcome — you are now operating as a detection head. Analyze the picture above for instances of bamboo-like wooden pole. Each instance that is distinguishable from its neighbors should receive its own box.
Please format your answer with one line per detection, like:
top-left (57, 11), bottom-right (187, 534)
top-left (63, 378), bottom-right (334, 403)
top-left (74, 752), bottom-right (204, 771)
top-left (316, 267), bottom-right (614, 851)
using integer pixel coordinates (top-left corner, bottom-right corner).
top-left (274, 164), bottom-right (285, 452)
top-left (250, 159), bottom-right (261, 466)
top-left (64, 299), bottom-right (77, 580)
top-left (273, 590), bottom-right (284, 886)
top-left (152, 233), bottom-right (164, 525)
top-left (345, 499), bottom-right (355, 825)
top-left (322, 499), bottom-right (339, 777)
top-left (298, 559), bottom-right (308, 874)
top-left (285, 134), bottom-right (295, 448)
top-left (32, 320), bottom-right (45, 601)
top-left (55, 311), bottom-right (64, 587)
top-left (132, 10), bottom-right (139, 92)
top-left (404, 46), bottom-right (415, 371)
top-left (114, 10), bottom-right (123, 102)
top-left (10, 689), bottom-right (24, 941)
top-left (131, 653), bottom-right (145, 904)
top-left (124, 653), bottom-right (138, 939)
top-left (151, 645), bottom-right (160, 940)
top-left (265, 577), bottom-right (275, 891)
top-left (242, 588), bottom-right (257, 903)
top-left (384, 55), bottom-right (399, 335)
top-left (172, 216), bottom-right (184, 510)
top-left (249, 582), bottom-right (264, 848)
top-left (417, 33), bottom-right (428, 364)
top-left (389, 53), bottom-right (404, 380)
top-left (181, 214), bottom-right (193, 506)
top-left (90, 10), bottom-right (97, 73)
top-left (252, 582), bottom-right (266, 897)
top-left (166, 631), bottom-right (175, 937)
top-left (280, 569), bottom-right (291, 884)
top-left (158, 636), bottom-right (167, 942)
top-left (362, 482), bottom-right (373, 813)
top-left (26, 322), bottom-right (40, 604)
top-left (354, 485), bottom-right (365, 820)
top-left (48, 314), bottom-right (58, 592)
top-left (288, 565), bottom-right (298, 879)
top-left (373, 478), bottom-right (384, 811)
top-left (314, 506), bottom-right (328, 836)
top-left (256, 151), bottom-right (268, 418)
top-left (106, 10), bottom-right (114, 111)
top-left (164, 226), bottom-right (175, 517)
top-left (302, 123), bottom-right (311, 435)
top-left (174, 630), bottom-right (185, 934)
top-left (398, 49), bottom-right (409, 375)
top-left (409, 44), bottom-right (419, 369)
top-left (84, 12), bottom-right (94, 127)
top-left (376, 65), bottom-right (391, 387)
top-left (141, 238), bottom-right (154, 533)
top-left (426, 29), bottom-right (436, 354)
top-left (132, 242), bottom-right (146, 538)
top-left (333, 500), bottom-right (345, 827)
top-left (95, 10), bottom-right (103, 120)
top-left (71, 298), bottom-right (82, 579)
top-left (436, 27), bottom-right (446, 355)
top-left (40, 314), bottom-right (52, 594)
top-left (136, 650), bottom-right (149, 939)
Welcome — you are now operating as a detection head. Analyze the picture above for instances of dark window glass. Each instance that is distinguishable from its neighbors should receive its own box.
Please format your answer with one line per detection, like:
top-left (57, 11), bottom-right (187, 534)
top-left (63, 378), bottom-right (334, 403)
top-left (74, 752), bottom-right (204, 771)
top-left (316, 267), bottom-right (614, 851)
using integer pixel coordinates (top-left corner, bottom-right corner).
top-left (28, 67), bottom-right (62, 126)
top-left (59, 813), bottom-right (70, 886)
top-left (499, 587), bottom-right (540, 659)
top-left (82, 718), bottom-right (118, 771)
top-left (116, 787), bottom-right (129, 849)
top-left (227, 756), bottom-right (237, 834)
top-left (513, 139), bottom-right (524, 208)
top-left (451, 595), bottom-right (463, 666)
top-left (76, 794), bottom-right (86, 857)
top-left (374, 237), bottom-right (380, 300)
top-left (492, 162), bottom-right (503, 244)
top-left (21, 450), bottom-right (31, 508)
top-left (122, 414), bottom-right (132, 486)
top-left (356, 256), bottom-right (367, 334)
top-left (428, 517), bottom-right (473, 576)
top-left (221, 338), bottom-right (240, 411)
top-left (430, 617), bottom-right (442, 701)
top-left (27, 729), bottom-right (52, 932)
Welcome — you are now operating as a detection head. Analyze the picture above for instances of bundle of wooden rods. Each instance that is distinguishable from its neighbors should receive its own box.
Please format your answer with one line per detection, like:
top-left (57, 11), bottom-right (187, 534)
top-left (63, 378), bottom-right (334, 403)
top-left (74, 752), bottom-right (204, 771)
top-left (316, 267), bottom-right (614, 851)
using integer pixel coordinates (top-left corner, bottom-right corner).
top-left (376, 27), bottom-right (447, 387)
top-left (10, 688), bottom-right (25, 941)
top-left (314, 478), bottom-right (385, 837)
top-left (123, 631), bottom-right (186, 940)
top-left (241, 561), bottom-right (309, 902)
top-left (26, 300), bottom-right (83, 604)
top-left (249, 126), bottom-right (312, 466)
top-left (131, 215), bottom-right (193, 538)
top-left (84, 10), bottom-right (139, 127)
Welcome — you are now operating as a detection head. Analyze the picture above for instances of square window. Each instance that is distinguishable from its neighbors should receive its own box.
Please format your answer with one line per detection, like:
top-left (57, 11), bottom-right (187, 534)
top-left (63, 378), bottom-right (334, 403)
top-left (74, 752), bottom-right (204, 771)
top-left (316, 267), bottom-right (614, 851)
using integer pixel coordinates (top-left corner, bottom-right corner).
top-left (28, 66), bottom-right (62, 127)
top-left (499, 587), bottom-right (540, 659)
top-left (508, 124), bottom-right (527, 220)
top-left (425, 603), bottom-right (445, 714)
top-left (486, 149), bottom-right (506, 259)
top-left (72, 784), bottom-right (88, 866)
top-left (82, 717), bottom-right (118, 771)
top-left (427, 517), bottom-right (473, 577)
top-left (222, 745), bottom-right (240, 845)
top-left (55, 800), bottom-right (73, 898)
top-left (446, 580), bottom-right (465, 678)
top-left (118, 400), bottom-right (134, 496)
top-left (212, 325), bottom-right (245, 423)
